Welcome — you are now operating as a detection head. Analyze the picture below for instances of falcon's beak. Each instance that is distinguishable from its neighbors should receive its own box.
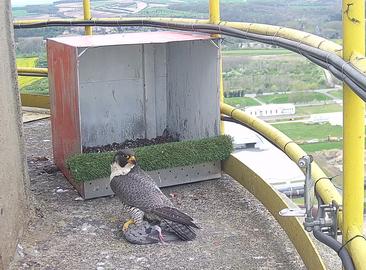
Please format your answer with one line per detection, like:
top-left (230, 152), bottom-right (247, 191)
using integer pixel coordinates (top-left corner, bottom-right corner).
top-left (127, 155), bottom-right (136, 165)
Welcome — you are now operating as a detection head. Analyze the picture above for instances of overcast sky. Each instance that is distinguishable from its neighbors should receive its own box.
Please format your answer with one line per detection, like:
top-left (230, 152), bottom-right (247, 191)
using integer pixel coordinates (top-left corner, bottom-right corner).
top-left (11, 0), bottom-right (56, 7)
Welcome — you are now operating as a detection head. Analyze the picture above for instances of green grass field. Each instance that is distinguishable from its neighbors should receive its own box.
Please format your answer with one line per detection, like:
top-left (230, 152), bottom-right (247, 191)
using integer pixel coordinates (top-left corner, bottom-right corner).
top-left (138, 7), bottom-right (206, 18)
top-left (21, 78), bottom-right (49, 95)
top-left (223, 54), bottom-right (327, 93)
top-left (224, 97), bottom-right (260, 107)
top-left (16, 57), bottom-right (44, 89)
top-left (328, 90), bottom-right (343, 99)
top-left (16, 57), bottom-right (38, 69)
top-left (300, 141), bottom-right (343, 152)
top-left (257, 93), bottom-right (289, 104)
top-left (222, 49), bottom-right (292, 56)
top-left (295, 104), bottom-right (343, 115)
top-left (257, 92), bottom-right (331, 104)
top-left (272, 122), bottom-right (342, 141)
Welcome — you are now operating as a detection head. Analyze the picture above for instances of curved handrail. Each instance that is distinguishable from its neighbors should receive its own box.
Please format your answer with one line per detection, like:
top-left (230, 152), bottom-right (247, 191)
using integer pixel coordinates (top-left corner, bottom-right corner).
top-left (221, 103), bottom-right (366, 270)
top-left (221, 103), bottom-right (342, 206)
top-left (14, 19), bottom-right (366, 95)
top-left (14, 17), bottom-right (343, 57)
top-left (222, 154), bottom-right (326, 269)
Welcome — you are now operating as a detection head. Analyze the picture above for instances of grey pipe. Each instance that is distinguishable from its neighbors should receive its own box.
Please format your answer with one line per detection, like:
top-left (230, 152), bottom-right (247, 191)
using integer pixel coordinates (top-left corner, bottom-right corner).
top-left (13, 20), bottom-right (366, 99)
top-left (190, 24), bottom-right (366, 92)
top-left (313, 228), bottom-right (355, 270)
top-left (313, 192), bottom-right (355, 270)
top-left (224, 112), bottom-right (356, 269)
top-left (305, 54), bottom-right (366, 101)
top-left (17, 72), bottom-right (48, 77)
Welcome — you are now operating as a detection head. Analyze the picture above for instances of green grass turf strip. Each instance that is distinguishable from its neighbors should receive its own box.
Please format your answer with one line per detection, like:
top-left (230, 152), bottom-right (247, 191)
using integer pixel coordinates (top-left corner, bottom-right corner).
top-left (67, 135), bottom-right (233, 182)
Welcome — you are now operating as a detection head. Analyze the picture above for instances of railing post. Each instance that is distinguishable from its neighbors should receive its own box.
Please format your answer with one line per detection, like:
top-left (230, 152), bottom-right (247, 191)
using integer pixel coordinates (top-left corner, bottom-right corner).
top-left (209, 0), bottom-right (220, 25)
top-left (83, 0), bottom-right (92, 35)
top-left (209, 0), bottom-right (224, 134)
top-left (342, 0), bottom-right (365, 251)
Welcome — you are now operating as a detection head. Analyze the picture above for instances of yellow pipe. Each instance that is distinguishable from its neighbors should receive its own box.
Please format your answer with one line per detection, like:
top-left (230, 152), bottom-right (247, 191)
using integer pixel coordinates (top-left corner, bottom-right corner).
top-left (83, 0), bottom-right (92, 35)
top-left (221, 103), bottom-right (342, 207)
top-left (222, 155), bottom-right (326, 270)
top-left (13, 18), bottom-right (342, 57)
top-left (346, 225), bottom-right (366, 268)
top-left (209, 0), bottom-right (224, 134)
top-left (15, 17), bottom-right (366, 89)
top-left (17, 67), bottom-right (48, 75)
top-left (219, 56), bottom-right (224, 134)
top-left (221, 103), bottom-right (366, 269)
top-left (209, 0), bottom-right (220, 25)
top-left (221, 21), bottom-right (343, 58)
top-left (20, 93), bottom-right (50, 109)
top-left (342, 0), bottom-right (366, 268)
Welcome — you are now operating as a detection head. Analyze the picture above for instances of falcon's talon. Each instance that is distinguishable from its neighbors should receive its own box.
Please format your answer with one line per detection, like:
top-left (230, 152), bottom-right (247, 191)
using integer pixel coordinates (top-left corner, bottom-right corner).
top-left (122, 219), bottom-right (135, 232)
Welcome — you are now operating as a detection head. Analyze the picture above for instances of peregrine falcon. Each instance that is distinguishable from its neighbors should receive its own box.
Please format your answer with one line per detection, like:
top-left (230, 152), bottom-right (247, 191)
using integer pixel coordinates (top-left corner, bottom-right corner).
top-left (110, 149), bottom-right (199, 241)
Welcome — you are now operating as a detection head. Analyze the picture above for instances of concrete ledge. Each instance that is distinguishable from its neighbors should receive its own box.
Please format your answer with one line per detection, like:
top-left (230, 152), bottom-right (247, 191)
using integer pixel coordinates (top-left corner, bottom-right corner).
top-left (222, 154), bottom-right (326, 270)
top-left (0, 1), bottom-right (29, 268)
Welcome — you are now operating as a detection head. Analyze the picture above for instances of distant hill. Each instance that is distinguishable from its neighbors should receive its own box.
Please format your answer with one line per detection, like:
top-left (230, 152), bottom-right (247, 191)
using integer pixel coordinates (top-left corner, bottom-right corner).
top-left (12, 0), bottom-right (342, 40)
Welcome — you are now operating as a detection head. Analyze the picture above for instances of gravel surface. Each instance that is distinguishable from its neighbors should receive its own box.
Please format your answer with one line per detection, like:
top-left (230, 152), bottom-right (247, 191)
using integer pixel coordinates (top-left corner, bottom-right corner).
top-left (10, 120), bottom-right (313, 269)
top-left (82, 131), bottom-right (177, 153)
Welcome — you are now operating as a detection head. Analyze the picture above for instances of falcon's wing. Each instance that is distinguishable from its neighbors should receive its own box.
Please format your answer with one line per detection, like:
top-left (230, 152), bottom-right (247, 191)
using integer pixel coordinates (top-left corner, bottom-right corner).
top-left (110, 169), bottom-right (172, 211)
top-left (151, 207), bottom-right (200, 228)
top-left (110, 167), bottom-right (199, 241)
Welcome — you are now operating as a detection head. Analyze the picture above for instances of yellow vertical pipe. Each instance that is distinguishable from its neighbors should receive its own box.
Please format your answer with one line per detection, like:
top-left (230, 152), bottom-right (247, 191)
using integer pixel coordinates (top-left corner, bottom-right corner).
top-left (209, 0), bottom-right (224, 134)
top-left (83, 0), bottom-right (92, 35)
top-left (219, 57), bottom-right (224, 130)
top-left (209, 0), bottom-right (220, 25)
top-left (342, 0), bottom-right (365, 246)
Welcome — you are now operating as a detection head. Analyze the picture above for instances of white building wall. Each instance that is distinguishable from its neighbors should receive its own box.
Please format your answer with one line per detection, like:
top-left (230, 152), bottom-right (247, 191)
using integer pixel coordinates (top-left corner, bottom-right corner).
top-left (245, 104), bottom-right (296, 117)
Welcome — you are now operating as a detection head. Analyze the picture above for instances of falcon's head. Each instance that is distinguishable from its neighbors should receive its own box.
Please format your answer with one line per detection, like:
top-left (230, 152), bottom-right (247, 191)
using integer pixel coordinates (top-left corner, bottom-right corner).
top-left (110, 149), bottom-right (137, 177)
top-left (113, 149), bottom-right (137, 167)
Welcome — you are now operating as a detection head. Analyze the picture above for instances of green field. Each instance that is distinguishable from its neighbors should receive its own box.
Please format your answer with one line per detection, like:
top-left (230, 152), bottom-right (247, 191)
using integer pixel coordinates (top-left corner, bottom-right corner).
top-left (16, 57), bottom-right (44, 88)
top-left (272, 122), bottom-right (343, 152)
top-left (328, 90), bottom-right (343, 99)
top-left (300, 141), bottom-right (343, 152)
top-left (295, 104), bottom-right (343, 115)
top-left (138, 7), bottom-right (206, 18)
top-left (223, 56), bottom-right (328, 93)
top-left (257, 93), bottom-right (289, 104)
top-left (272, 122), bottom-right (342, 141)
top-left (21, 78), bottom-right (49, 95)
top-left (222, 49), bottom-right (292, 56)
top-left (224, 97), bottom-right (260, 107)
top-left (257, 92), bottom-right (331, 104)
top-left (16, 57), bottom-right (38, 68)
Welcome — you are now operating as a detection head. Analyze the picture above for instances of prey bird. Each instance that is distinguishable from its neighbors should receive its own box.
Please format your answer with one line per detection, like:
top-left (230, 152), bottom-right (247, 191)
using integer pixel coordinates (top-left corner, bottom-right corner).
top-left (110, 149), bottom-right (199, 242)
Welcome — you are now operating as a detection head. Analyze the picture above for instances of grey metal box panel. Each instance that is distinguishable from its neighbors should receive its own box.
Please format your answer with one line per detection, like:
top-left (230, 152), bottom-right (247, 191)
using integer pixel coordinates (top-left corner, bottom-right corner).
top-left (77, 38), bottom-right (219, 148)
top-left (79, 80), bottom-right (145, 146)
top-left (83, 161), bottom-right (221, 199)
top-left (78, 45), bottom-right (143, 82)
top-left (166, 40), bottom-right (220, 140)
